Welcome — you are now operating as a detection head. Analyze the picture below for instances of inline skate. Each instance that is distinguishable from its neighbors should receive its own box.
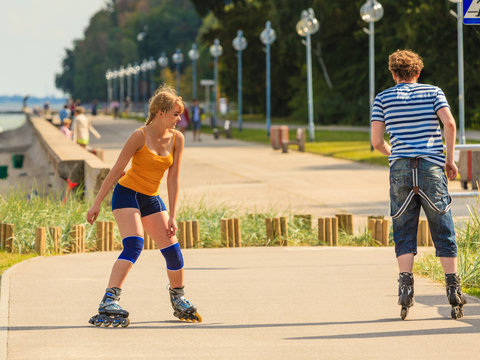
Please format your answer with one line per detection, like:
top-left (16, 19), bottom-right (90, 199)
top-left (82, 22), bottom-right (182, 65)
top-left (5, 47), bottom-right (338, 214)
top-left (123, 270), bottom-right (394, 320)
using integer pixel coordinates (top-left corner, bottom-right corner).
top-left (89, 287), bottom-right (130, 328)
top-left (445, 273), bottom-right (466, 319)
top-left (169, 286), bottom-right (202, 323)
top-left (398, 272), bottom-right (414, 320)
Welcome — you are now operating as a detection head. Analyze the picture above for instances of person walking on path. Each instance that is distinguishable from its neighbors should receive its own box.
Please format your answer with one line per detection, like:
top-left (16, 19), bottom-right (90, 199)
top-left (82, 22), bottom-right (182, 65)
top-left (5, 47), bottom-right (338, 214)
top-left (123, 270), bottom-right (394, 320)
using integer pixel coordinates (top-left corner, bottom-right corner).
top-left (72, 106), bottom-right (101, 148)
top-left (86, 85), bottom-right (201, 328)
top-left (176, 101), bottom-right (189, 134)
top-left (191, 99), bottom-right (203, 141)
top-left (371, 49), bottom-right (466, 320)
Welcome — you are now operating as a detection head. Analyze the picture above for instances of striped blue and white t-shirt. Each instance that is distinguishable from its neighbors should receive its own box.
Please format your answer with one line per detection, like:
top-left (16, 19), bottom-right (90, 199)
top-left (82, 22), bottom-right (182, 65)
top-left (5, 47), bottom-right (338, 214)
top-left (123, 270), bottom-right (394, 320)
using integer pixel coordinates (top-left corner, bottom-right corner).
top-left (371, 83), bottom-right (449, 167)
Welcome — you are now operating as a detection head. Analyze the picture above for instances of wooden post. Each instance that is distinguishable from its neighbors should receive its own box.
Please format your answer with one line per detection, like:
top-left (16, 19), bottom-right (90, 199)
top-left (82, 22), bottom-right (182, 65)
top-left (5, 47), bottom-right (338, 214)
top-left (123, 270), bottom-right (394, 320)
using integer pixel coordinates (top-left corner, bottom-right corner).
top-left (346, 213), bottom-right (353, 235)
top-left (48, 226), bottom-right (61, 254)
top-left (382, 219), bottom-right (390, 246)
top-left (186, 220), bottom-right (194, 248)
top-left (273, 217), bottom-right (282, 245)
top-left (427, 224), bottom-right (433, 247)
top-left (318, 217), bottom-right (326, 243)
top-left (331, 217), bottom-right (338, 246)
top-left (143, 231), bottom-right (151, 250)
top-left (107, 221), bottom-right (114, 251)
top-left (96, 221), bottom-right (105, 251)
top-left (4, 224), bottom-right (14, 252)
top-left (233, 218), bottom-right (241, 248)
top-left (227, 218), bottom-right (235, 248)
top-left (69, 225), bottom-right (78, 253)
top-left (265, 218), bottom-right (274, 242)
top-left (419, 219), bottom-right (428, 246)
top-left (280, 216), bottom-right (288, 246)
top-left (0, 223), bottom-right (4, 249)
top-left (35, 227), bottom-right (46, 255)
top-left (368, 218), bottom-right (376, 239)
top-left (325, 217), bottom-right (333, 246)
top-left (191, 220), bottom-right (200, 247)
top-left (375, 220), bottom-right (383, 244)
top-left (178, 221), bottom-right (187, 248)
top-left (220, 219), bottom-right (228, 247)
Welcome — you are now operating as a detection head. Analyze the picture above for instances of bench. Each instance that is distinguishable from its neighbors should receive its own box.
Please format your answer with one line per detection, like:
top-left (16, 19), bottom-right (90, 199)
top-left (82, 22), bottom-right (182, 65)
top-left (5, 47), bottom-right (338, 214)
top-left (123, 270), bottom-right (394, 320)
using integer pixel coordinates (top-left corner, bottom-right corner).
top-left (282, 128), bottom-right (306, 153)
top-left (213, 120), bottom-right (232, 139)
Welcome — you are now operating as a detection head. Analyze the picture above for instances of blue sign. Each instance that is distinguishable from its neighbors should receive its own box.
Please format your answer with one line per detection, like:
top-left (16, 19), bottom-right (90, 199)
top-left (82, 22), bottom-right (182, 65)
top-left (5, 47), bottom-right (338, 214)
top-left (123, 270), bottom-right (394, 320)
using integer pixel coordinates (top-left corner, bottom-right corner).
top-left (463, 0), bottom-right (480, 25)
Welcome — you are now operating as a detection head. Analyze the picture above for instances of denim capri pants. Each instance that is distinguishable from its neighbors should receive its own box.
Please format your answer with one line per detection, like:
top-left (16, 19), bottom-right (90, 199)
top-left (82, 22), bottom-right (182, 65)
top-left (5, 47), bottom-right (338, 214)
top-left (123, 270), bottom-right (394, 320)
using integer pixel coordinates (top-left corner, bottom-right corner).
top-left (112, 183), bottom-right (167, 217)
top-left (390, 158), bottom-right (457, 258)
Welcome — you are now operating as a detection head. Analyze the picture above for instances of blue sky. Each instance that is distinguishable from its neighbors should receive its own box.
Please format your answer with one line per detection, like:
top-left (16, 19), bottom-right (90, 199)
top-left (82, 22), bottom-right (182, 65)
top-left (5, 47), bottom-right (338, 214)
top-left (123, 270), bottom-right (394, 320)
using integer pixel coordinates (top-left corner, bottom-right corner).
top-left (0, 0), bottom-right (106, 97)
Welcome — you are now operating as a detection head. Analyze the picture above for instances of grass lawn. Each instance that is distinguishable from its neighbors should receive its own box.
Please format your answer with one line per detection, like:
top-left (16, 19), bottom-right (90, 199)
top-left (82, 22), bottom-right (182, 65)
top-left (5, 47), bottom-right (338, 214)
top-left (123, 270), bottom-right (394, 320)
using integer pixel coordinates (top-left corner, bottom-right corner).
top-left (205, 125), bottom-right (389, 167)
top-left (0, 250), bottom-right (36, 276)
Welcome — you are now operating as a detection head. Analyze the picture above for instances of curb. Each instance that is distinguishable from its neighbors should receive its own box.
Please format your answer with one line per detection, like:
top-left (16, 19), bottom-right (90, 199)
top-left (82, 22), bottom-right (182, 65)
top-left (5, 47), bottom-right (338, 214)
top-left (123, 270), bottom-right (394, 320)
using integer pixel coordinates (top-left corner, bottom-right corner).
top-left (0, 257), bottom-right (41, 360)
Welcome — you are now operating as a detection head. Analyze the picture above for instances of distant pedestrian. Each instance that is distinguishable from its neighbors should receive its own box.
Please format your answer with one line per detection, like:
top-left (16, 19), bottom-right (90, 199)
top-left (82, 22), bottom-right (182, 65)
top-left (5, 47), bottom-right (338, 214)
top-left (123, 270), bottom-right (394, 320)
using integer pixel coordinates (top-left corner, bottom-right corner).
top-left (72, 106), bottom-right (101, 148)
top-left (59, 105), bottom-right (69, 126)
top-left (60, 118), bottom-right (73, 140)
top-left (371, 49), bottom-right (466, 320)
top-left (191, 99), bottom-right (203, 141)
top-left (86, 85), bottom-right (201, 327)
top-left (91, 100), bottom-right (98, 116)
top-left (124, 96), bottom-right (131, 117)
top-left (177, 101), bottom-right (189, 134)
top-left (111, 100), bottom-right (120, 119)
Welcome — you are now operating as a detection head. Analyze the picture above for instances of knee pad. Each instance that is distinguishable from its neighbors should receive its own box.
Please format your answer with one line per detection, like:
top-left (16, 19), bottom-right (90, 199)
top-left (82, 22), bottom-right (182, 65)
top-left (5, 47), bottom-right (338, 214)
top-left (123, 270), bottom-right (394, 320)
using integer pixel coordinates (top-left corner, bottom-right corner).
top-left (118, 236), bottom-right (144, 264)
top-left (160, 242), bottom-right (184, 271)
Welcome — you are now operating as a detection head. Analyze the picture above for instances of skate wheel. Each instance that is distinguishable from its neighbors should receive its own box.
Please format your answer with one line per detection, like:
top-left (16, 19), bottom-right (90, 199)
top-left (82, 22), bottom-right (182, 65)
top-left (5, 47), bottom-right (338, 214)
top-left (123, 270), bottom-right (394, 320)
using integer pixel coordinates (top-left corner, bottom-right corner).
top-left (103, 320), bottom-right (111, 327)
top-left (121, 318), bottom-right (130, 328)
top-left (401, 308), bottom-right (408, 320)
top-left (451, 308), bottom-right (458, 319)
top-left (94, 319), bottom-right (103, 327)
top-left (112, 321), bottom-right (121, 327)
top-left (194, 313), bottom-right (202, 323)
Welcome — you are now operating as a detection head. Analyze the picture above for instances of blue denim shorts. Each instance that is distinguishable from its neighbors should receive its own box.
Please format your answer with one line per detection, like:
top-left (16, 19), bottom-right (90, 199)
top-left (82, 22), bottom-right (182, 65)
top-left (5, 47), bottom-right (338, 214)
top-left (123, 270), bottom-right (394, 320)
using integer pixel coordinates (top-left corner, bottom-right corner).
top-left (111, 183), bottom-right (167, 217)
top-left (390, 158), bottom-right (456, 258)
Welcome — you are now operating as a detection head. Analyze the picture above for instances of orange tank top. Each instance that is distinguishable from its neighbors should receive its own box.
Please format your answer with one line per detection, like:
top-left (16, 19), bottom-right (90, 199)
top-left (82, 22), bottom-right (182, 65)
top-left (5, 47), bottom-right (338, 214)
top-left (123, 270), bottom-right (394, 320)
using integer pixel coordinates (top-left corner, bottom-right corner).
top-left (118, 128), bottom-right (175, 196)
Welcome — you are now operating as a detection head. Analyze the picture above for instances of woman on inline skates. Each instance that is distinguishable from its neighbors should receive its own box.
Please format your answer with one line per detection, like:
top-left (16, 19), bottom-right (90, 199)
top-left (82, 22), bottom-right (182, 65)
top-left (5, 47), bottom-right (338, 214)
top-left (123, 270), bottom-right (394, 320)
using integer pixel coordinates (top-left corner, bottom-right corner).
top-left (86, 85), bottom-right (201, 327)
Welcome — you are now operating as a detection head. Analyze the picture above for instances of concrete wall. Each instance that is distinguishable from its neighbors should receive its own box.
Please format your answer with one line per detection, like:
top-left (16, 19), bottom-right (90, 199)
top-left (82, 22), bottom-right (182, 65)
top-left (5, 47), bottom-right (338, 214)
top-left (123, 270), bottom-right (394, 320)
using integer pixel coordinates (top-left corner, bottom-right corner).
top-left (28, 115), bottom-right (109, 198)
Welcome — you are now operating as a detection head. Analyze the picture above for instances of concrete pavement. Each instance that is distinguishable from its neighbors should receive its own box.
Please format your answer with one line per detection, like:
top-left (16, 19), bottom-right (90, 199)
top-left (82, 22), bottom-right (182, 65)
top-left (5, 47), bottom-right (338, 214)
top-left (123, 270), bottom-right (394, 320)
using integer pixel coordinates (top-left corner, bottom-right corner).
top-left (2, 247), bottom-right (480, 359)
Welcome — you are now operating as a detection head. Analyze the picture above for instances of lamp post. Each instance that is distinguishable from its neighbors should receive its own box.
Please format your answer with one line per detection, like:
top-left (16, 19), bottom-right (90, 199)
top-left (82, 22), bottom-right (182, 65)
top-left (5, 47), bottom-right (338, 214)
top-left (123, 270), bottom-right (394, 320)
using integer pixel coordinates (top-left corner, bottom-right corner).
top-left (360, 0), bottom-right (383, 149)
top-left (148, 56), bottom-right (156, 98)
top-left (105, 69), bottom-right (113, 106)
top-left (172, 48), bottom-right (184, 94)
top-left (296, 9), bottom-right (319, 142)
top-left (126, 64), bottom-right (133, 101)
top-left (209, 39), bottom-right (223, 129)
top-left (260, 21), bottom-right (276, 136)
top-left (188, 43), bottom-right (200, 100)
top-left (118, 66), bottom-right (125, 109)
top-left (112, 69), bottom-right (119, 102)
top-left (449, 0), bottom-right (465, 144)
top-left (157, 52), bottom-right (169, 86)
top-left (141, 59), bottom-right (149, 115)
top-left (232, 30), bottom-right (247, 132)
top-left (134, 62), bottom-right (140, 113)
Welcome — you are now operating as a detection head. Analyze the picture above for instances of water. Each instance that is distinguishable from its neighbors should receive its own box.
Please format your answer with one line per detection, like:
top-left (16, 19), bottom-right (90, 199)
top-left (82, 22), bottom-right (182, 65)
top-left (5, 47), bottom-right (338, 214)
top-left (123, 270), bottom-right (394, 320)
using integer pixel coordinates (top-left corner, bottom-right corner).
top-left (0, 113), bottom-right (26, 132)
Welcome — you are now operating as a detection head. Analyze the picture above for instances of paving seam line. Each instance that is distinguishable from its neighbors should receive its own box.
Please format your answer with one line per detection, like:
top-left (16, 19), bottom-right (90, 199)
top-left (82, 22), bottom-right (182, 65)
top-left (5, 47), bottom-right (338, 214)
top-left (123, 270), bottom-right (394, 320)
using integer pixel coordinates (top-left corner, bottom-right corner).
top-left (0, 256), bottom-right (42, 360)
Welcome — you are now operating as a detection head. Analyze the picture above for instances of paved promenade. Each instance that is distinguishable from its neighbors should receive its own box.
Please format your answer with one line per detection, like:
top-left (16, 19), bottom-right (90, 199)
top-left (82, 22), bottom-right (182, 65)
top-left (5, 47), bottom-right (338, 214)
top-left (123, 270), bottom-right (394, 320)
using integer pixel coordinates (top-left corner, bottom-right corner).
top-left (1, 116), bottom-right (480, 359)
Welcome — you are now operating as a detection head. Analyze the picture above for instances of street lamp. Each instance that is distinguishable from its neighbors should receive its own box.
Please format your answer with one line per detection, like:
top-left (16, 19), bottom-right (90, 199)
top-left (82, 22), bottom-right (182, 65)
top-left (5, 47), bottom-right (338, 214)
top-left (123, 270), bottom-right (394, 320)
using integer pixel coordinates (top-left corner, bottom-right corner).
top-left (141, 59), bottom-right (148, 114)
top-left (157, 52), bottom-right (169, 86)
top-left (449, 0), bottom-right (465, 144)
top-left (172, 48), bottom-right (184, 94)
top-left (105, 69), bottom-right (113, 106)
top-left (360, 0), bottom-right (383, 150)
top-left (188, 43), bottom-right (200, 100)
top-left (134, 62), bottom-right (140, 113)
top-left (296, 8), bottom-right (319, 142)
top-left (126, 64), bottom-right (133, 101)
top-left (209, 39), bottom-right (223, 129)
top-left (148, 56), bottom-right (156, 98)
top-left (232, 30), bottom-right (247, 132)
top-left (260, 21), bottom-right (276, 136)
top-left (118, 65), bottom-right (125, 109)
top-left (112, 69), bottom-right (119, 102)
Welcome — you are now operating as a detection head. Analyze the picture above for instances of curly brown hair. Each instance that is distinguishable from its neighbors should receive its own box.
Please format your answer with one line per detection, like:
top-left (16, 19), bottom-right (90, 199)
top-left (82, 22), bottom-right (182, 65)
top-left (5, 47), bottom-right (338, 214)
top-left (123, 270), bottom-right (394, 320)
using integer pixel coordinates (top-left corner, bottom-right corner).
top-left (388, 49), bottom-right (424, 81)
top-left (145, 85), bottom-right (184, 125)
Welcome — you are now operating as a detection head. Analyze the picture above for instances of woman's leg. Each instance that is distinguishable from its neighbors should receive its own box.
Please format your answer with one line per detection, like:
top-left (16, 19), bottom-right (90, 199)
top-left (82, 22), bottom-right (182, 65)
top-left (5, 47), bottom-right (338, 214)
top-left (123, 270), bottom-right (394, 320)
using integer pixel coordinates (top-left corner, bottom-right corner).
top-left (108, 208), bottom-right (144, 288)
top-left (142, 211), bottom-right (184, 288)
